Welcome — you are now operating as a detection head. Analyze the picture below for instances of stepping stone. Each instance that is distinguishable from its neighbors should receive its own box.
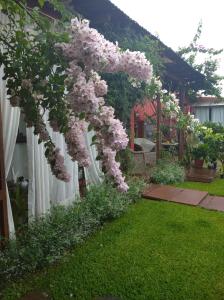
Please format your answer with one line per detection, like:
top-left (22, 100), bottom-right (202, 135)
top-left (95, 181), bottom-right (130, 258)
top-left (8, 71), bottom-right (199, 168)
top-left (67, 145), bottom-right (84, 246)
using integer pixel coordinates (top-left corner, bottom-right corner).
top-left (142, 184), bottom-right (208, 206)
top-left (200, 195), bottom-right (224, 211)
top-left (170, 189), bottom-right (208, 206)
top-left (142, 185), bottom-right (182, 201)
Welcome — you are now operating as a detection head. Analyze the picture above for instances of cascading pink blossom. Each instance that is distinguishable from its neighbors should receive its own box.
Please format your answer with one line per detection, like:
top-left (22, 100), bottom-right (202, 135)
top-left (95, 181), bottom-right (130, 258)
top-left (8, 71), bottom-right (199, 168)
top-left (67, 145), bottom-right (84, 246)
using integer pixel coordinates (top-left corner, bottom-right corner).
top-left (65, 117), bottom-right (91, 167)
top-left (50, 148), bottom-right (71, 182)
top-left (55, 18), bottom-right (153, 191)
top-left (34, 117), bottom-right (70, 182)
top-left (102, 147), bottom-right (129, 192)
top-left (56, 18), bottom-right (152, 82)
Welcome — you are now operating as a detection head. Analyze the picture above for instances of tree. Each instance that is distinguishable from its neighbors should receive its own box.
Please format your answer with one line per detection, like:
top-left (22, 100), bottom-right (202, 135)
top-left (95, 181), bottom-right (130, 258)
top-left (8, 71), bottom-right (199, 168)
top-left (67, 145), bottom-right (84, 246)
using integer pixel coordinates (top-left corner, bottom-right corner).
top-left (178, 21), bottom-right (224, 100)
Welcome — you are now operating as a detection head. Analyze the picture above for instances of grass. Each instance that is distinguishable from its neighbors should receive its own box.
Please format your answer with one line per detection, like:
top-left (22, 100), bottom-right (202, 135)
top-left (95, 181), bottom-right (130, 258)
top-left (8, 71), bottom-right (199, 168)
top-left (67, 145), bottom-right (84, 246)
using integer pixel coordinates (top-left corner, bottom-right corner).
top-left (175, 178), bottom-right (224, 196)
top-left (2, 198), bottom-right (224, 300)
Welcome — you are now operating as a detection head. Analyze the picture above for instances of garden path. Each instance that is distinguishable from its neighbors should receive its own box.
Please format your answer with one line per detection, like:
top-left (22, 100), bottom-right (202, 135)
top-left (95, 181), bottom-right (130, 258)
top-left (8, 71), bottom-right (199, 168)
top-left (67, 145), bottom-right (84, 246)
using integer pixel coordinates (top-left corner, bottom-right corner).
top-left (142, 184), bottom-right (224, 212)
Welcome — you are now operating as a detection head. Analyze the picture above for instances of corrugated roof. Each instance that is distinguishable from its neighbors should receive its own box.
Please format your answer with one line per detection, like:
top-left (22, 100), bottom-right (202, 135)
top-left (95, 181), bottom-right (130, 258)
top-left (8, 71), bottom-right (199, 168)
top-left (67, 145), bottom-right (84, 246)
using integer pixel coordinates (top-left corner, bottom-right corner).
top-left (70, 0), bottom-right (207, 90)
top-left (27, 0), bottom-right (208, 90)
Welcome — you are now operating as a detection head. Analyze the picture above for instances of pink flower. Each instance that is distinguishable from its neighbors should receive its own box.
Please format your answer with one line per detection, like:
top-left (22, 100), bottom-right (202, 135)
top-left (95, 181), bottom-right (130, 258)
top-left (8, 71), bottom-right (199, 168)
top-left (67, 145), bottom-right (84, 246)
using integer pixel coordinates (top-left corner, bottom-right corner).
top-left (65, 118), bottom-right (91, 167)
top-left (50, 147), bottom-right (71, 182)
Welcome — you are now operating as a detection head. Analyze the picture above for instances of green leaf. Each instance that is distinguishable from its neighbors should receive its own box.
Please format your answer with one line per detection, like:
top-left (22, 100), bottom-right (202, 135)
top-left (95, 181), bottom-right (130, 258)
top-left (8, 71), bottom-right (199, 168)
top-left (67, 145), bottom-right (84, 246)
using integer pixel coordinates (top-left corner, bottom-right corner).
top-left (79, 112), bottom-right (86, 120)
top-left (91, 135), bottom-right (97, 142)
top-left (38, 0), bottom-right (45, 8)
top-left (88, 124), bottom-right (93, 132)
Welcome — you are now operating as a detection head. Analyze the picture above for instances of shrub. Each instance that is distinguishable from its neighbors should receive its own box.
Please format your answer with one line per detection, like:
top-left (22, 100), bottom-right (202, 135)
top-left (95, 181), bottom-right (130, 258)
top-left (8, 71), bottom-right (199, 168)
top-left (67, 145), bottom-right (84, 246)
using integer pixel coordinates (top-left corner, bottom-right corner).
top-left (0, 179), bottom-right (144, 286)
top-left (116, 148), bottom-right (135, 174)
top-left (203, 121), bottom-right (224, 134)
top-left (191, 143), bottom-right (209, 160)
top-left (151, 159), bottom-right (185, 184)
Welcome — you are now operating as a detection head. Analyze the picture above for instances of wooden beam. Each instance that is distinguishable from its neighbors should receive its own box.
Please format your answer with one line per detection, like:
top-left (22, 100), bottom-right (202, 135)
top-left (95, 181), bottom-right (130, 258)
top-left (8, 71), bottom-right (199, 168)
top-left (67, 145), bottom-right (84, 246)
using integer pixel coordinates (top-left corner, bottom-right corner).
top-left (156, 96), bottom-right (161, 161)
top-left (0, 103), bottom-right (9, 240)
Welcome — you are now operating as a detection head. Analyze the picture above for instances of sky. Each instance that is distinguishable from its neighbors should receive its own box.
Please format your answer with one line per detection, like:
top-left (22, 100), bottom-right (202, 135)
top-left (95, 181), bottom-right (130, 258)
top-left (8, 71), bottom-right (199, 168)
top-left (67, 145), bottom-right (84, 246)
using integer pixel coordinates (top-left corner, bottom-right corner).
top-left (110, 0), bottom-right (224, 93)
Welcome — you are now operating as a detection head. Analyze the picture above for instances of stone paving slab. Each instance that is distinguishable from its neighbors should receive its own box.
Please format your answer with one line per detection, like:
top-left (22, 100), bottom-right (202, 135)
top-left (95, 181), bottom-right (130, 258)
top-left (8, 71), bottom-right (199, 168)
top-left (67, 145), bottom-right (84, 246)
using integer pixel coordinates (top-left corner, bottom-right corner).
top-left (170, 189), bottom-right (208, 206)
top-left (200, 195), bottom-right (224, 212)
top-left (143, 185), bottom-right (182, 201)
top-left (142, 184), bottom-right (208, 207)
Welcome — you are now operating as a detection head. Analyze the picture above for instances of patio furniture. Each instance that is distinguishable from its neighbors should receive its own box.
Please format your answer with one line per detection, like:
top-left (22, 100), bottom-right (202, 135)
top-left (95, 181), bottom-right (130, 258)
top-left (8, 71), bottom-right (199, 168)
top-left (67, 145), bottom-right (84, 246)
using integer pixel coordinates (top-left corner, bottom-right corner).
top-left (134, 138), bottom-right (156, 166)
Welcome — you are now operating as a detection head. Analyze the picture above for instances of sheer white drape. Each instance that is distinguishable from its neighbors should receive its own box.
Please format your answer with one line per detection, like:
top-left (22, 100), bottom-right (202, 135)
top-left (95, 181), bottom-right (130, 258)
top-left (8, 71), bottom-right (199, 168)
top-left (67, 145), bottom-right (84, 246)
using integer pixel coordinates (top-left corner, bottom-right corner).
top-left (27, 125), bottom-right (104, 218)
top-left (0, 11), bottom-right (103, 224)
top-left (211, 107), bottom-right (224, 124)
top-left (194, 107), bottom-right (210, 123)
top-left (49, 131), bottom-right (80, 206)
top-left (26, 129), bottom-right (51, 218)
top-left (0, 65), bottom-right (20, 235)
top-left (84, 130), bottom-right (103, 187)
top-left (26, 126), bottom-right (80, 219)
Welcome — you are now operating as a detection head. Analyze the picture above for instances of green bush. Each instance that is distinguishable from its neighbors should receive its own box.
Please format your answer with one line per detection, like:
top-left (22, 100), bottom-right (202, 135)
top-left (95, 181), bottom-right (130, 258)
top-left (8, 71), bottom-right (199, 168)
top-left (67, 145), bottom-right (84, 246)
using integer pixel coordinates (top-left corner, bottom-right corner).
top-left (116, 148), bottom-right (135, 174)
top-left (0, 179), bottom-right (144, 285)
top-left (151, 159), bottom-right (185, 184)
top-left (203, 121), bottom-right (224, 134)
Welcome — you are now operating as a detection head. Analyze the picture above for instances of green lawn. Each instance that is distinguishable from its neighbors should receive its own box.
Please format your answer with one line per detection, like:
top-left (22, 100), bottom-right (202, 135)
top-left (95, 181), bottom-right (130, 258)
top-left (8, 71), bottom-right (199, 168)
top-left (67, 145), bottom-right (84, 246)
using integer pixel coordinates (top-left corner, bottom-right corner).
top-left (2, 199), bottom-right (224, 300)
top-left (175, 178), bottom-right (224, 196)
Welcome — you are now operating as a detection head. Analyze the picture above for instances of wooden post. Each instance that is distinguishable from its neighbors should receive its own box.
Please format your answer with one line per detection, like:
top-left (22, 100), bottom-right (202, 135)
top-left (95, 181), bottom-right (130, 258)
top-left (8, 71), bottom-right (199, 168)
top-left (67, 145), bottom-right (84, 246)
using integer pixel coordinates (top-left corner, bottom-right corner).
top-left (156, 96), bottom-right (161, 161)
top-left (130, 108), bottom-right (135, 150)
top-left (0, 104), bottom-right (9, 240)
top-left (178, 87), bottom-right (185, 161)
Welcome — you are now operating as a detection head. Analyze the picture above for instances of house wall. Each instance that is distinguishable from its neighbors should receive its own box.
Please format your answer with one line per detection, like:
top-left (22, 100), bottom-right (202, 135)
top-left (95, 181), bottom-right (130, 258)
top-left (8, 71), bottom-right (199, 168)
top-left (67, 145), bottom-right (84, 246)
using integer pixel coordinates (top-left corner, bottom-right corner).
top-left (194, 106), bottom-right (224, 124)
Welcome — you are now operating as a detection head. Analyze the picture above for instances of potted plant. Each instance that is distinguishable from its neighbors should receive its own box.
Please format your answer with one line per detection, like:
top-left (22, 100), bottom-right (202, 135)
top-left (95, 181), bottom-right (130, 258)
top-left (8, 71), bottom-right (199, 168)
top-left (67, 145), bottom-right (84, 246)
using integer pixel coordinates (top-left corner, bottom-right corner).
top-left (192, 143), bottom-right (208, 168)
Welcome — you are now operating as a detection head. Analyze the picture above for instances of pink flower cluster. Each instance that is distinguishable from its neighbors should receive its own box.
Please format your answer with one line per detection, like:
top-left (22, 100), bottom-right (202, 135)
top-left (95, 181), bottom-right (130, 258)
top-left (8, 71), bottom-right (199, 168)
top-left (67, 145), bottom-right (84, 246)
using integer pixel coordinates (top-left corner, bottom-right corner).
top-left (54, 18), bottom-right (153, 191)
top-left (57, 18), bottom-right (152, 82)
top-left (34, 116), bottom-right (70, 182)
top-left (36, 121), bottom-right (50, 142)
top-left (119, 50), bottom-right (153, 82)
top-left (102, 147), bottom-right (129, 192)
top-left (86, 106), bottom-right (129, 191)
top-left (65, 117), bottom-right (91, 167)
top-left (49, 147), bottom-right (71, 182)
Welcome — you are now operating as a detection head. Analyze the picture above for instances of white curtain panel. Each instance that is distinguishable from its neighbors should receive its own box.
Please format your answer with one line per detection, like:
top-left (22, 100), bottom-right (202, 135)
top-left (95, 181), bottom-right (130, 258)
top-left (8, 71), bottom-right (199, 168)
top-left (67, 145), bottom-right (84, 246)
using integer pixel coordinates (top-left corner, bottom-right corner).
top-left (194, 107), bottom-right (210, 123)
top-left (27, 125), bottom-right (80, 219)
top-left (211, 107), bottom-right (224, 124)
top-left (49, 131), bottom-right (80, 206)
top-left (27, 124), bottom-right (104, 219)
top-left (0, 65), bottom-right (20, 235)
top-left (84, 130), bottom-right (104, 187)
top-left (26, 128), bottom-right (51, 219)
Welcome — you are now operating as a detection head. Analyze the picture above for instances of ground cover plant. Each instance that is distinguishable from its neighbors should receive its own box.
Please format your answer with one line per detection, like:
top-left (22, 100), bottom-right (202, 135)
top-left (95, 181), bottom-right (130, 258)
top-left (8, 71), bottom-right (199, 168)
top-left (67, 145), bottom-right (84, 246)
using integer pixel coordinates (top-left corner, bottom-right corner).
top-left (151, 159), bottom-right (185, 184)
top-left (2, 199), bottom-right (224, 300)
top-left (0, 179), bottom-right (144, 286)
